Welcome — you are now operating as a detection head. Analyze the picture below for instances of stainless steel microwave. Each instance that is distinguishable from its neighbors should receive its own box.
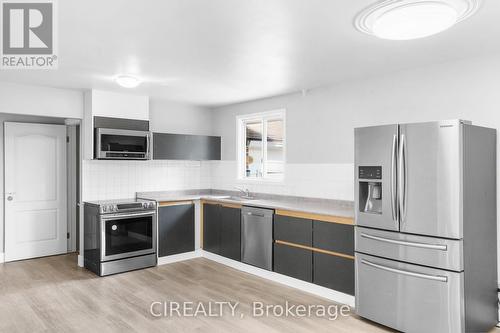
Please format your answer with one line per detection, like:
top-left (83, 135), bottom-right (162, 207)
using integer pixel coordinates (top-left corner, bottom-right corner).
top-left (95, 128), bottom-right (151, 160)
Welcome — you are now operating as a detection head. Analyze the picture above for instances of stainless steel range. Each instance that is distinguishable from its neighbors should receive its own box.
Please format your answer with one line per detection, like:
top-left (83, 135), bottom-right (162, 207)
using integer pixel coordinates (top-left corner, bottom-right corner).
top-left (84, 198), bottom-right (157, 276)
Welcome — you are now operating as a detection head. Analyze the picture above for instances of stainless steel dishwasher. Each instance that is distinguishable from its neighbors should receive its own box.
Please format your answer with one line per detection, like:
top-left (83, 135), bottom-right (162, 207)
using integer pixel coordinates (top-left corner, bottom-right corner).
top-left (241, 206), bottom-right (274, 270)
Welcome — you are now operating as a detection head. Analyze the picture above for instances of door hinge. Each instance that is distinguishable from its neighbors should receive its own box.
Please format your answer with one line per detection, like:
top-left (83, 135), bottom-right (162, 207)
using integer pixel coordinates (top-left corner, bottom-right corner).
top-left (67, 232), bottom-right (70, 239)
top-left (66, 136), bottom-right (70, 143)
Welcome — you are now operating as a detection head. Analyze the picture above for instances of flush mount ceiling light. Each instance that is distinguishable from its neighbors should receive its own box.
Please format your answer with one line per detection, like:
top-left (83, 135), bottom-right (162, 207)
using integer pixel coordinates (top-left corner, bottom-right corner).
top-left (354, 0), bottom-right (481, 40)
top-left (115, 75), bottom-right (142, 88)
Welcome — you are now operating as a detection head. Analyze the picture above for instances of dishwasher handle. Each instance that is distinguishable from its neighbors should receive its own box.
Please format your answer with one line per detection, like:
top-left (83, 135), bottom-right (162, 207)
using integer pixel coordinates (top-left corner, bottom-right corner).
top-left (245, 212), bottom-right (265, 217)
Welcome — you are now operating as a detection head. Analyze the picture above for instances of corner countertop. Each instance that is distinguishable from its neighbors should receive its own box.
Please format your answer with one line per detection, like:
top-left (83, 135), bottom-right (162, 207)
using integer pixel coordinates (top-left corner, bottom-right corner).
top-left (137, 189), bottom-right (354, 219)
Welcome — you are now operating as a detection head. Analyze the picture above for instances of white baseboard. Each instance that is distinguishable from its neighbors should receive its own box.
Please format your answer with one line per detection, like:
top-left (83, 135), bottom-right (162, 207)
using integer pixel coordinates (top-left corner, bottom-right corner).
top-left (201, 250), bottom-right (355, 308)
top-left (78, 249), bottom-right (355, 308)
top-left (0, 253), bottom-right (4, 264)
top-left (77, 254), bottom-right (84, 267)
top-left (157, 250), bottom-right (203, 265)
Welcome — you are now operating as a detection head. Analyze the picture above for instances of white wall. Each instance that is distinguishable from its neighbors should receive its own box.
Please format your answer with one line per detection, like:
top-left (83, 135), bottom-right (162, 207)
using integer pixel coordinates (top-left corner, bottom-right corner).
top-left (150, 99), bottom-right (213, 136)
top-left (81, 99), bottom-right (214, 201)
top-left (0, 82), bottom-right (83, 119)
top-left (211, 54), bottom-right (500, 285)
top-left (211, 55), bottom-right (500, 200)
top-left (0, 83), bottom-right (83, 258)
top-left (0, 83), bottom-right (214, 256)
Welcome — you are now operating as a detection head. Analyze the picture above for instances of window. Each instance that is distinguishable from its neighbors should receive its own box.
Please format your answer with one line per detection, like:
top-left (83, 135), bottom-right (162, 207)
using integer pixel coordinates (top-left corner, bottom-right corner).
top-left (237, 110), bottom-right (285, 181)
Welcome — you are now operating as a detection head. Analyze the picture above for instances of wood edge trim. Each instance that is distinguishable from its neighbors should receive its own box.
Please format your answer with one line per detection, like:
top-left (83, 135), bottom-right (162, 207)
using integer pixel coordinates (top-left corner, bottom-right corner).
top-left (200, 201), bottom-right (204, 249)
top-left (201, 200), bottom-right (242, 209)
top-left (275, 209), bottom-right (354, 225)
top-left (275, 240), bottom-right (355, 260)
top-left (158, 200), bottom-right (194, 207)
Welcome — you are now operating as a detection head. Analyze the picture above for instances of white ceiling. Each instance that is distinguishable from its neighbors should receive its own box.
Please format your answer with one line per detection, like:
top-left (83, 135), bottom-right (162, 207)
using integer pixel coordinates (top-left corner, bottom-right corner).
top-left (1, 0), bottom-right (499, 107)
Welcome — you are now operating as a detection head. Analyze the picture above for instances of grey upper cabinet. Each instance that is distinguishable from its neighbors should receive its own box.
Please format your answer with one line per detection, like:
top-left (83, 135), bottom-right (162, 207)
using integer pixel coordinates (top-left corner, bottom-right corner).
top-left (153, 132), bottom-right (221, 160)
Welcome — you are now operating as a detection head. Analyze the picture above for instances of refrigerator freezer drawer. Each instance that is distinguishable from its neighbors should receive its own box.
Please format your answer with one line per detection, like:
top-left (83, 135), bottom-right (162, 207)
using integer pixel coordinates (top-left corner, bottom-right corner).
top-left (355, 253), bottom-right (464, 333)
top-left (355, 227), bottom-right (463, 271)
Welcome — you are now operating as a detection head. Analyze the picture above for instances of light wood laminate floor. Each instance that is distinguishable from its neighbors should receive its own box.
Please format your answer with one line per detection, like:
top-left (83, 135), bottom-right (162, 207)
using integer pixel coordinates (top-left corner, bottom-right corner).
top-left (0, 254), bottom-right (498, 333)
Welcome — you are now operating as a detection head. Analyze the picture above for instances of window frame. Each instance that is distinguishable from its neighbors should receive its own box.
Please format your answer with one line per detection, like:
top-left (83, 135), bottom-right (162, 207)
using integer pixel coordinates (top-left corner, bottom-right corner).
top-left (236, 109), bottom-right (286, 182)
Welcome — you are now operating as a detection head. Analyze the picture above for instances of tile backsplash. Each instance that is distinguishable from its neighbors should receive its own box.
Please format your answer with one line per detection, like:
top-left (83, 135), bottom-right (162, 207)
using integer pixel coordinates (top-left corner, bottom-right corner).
top-left (82, 160), bottom-right (211, 201)
top-left (82, 160), bottom-right (354, 201)
top-left (209, 161), bottom-right (354, 201)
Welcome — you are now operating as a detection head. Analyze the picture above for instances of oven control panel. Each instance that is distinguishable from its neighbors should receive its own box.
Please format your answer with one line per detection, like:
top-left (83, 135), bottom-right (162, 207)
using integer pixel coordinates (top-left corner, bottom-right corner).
top-left (99, 200), bottom-right (156, 214)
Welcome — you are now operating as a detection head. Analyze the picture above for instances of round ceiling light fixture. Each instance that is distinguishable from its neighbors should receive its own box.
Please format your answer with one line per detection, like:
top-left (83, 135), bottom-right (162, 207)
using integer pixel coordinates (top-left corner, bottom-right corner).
top-left (115, 75), bottom-right (142, 88)
top-left (354, 0), bottom-right (481, 40)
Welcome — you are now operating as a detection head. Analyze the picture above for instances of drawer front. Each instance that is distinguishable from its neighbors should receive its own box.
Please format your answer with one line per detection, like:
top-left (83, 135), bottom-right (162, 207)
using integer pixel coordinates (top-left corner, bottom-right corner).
top-left (313, 252), bottom-right (354, 295)
top-left (356, 253), bottom-right (464, 333)
top-left (274, 243), bottom-right (312, 282)
top-left (274, 215), bottom-right (312, 246)
top-left (355, 226), bottom-right (463, 271)
top-left (313, 221), bottom-right (354, 255)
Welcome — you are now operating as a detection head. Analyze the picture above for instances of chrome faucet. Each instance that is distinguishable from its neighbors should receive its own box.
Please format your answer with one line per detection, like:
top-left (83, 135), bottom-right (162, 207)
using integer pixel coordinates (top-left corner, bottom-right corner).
top-left (234, 186), bottom-right (252, 198)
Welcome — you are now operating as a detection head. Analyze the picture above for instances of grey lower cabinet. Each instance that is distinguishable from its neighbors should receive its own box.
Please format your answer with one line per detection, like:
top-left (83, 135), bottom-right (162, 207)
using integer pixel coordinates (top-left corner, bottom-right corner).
top-left (313, 253), bottom-right (354, 295)
top-left (273, 213), bottom-right (355, 295)
top-left (158, 203), bottom-right (195, 257)
top-left (313, 221), bottom-right (354, 256)
top-left (203, 203), bottom-right (241, 261)
top-left (274, 243), bottom-right (313, 282)
top-left (153, 133), bottom-right (221, 160)
top-left (274, 215), bottom-right (312, 246)
top-left (203, 203), bottom-right (220, 254)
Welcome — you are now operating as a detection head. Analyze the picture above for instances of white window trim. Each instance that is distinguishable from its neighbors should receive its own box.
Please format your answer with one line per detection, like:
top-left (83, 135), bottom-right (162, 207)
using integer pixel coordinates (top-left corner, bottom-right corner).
top-left (236, 109), bottom-right (286, 183)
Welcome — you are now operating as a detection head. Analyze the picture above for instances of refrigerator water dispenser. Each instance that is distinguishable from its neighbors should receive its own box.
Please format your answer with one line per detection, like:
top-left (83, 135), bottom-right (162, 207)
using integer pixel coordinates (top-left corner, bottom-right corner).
top-left (359, 182), bottom-right (382, 214)
top-left (358, 166), bottom-right (383, 214)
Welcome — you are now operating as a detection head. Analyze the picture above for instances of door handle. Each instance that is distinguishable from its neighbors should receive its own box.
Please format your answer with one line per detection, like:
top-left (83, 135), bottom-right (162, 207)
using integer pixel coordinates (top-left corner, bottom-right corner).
top-left (361, 259), bottom-right (448, 282)
top-left (146, 133), bottom-right (151, 159)
top-left (360, 233), bottom-right (447, 250)
top-left (7, 196), bottom-right (13, 201)
top-left (398, 134), bottom-right (407, 223)
top-left (390, 134), bottom-right (398, 224)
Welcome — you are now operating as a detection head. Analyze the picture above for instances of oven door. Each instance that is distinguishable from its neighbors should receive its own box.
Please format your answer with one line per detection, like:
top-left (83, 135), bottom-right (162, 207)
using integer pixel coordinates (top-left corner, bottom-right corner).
top-left (100, 211), bottom-right (156, 261)
top-left (96, 128), bottom-right (151, 160)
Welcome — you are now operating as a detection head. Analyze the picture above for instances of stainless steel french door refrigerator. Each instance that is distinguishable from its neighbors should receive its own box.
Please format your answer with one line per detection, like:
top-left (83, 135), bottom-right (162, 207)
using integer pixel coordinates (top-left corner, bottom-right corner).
top-left (354, 120), bottom-right (497, 333)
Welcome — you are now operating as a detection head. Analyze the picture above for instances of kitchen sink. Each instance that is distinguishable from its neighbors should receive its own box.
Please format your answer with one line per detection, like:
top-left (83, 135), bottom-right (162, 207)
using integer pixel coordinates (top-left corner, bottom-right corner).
top-left (205, 195), bottom-right (257, 202)
top-left (228, 196), bottom-right (256, 201)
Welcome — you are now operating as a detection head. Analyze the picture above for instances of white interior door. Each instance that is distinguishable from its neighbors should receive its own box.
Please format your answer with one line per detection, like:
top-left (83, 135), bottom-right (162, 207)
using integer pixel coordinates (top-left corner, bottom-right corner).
top-left (4, 122), bottom-right (67, 262)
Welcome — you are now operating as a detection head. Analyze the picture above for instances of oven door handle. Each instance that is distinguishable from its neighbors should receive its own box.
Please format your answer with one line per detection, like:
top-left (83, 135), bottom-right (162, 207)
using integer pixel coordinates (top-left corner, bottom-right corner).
top-left (100, 211), bottom-right (156, 220)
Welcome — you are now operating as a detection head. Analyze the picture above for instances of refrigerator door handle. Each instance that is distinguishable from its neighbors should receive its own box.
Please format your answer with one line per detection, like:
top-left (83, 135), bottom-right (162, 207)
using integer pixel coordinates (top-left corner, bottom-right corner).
top-left (360, 232), bottom-right (448, 251)
top-left (361, 259), bottom-right (448, 282)
top-left (398, 134), bottom-right (408, 223)
top-left (391, 134), bottom-right (398, 223)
